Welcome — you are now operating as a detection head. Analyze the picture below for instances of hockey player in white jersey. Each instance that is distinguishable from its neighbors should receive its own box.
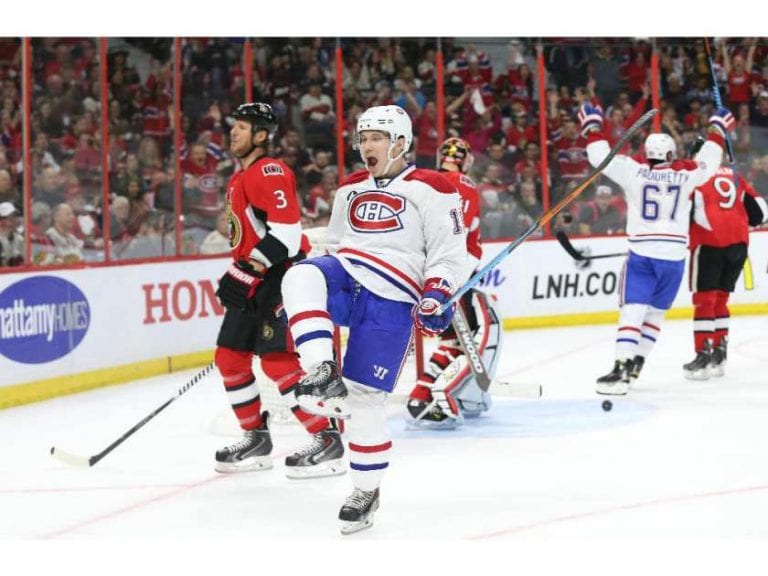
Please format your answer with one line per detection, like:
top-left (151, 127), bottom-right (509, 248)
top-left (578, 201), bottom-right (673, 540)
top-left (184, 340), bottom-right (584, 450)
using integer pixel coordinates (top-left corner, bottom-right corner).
top-left (281, 105), bottom-right (467, 534)
top-left (578, 102), bottom-right (733, 395)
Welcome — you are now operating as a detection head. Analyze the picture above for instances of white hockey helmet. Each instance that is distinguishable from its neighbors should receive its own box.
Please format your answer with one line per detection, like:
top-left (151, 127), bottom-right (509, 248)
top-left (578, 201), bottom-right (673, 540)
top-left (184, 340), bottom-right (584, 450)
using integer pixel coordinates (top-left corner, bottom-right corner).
top-left (356, 104), bottom-right (413, 168)
top-left (644, 133), bottom-right (676, 162)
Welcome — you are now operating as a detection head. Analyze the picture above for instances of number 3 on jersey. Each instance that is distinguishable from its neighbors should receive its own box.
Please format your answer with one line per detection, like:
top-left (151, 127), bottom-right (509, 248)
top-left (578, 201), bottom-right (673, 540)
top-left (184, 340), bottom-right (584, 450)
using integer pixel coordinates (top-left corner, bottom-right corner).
top-left (642, 184), bottom-right (682, 221)
top-left (273, 189), bottom-right (287, 208)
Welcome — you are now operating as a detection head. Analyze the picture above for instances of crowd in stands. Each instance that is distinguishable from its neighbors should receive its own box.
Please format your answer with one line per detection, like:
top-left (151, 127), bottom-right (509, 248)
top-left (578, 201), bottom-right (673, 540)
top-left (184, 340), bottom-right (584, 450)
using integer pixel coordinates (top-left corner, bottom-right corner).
top-left (1, 37), bottom-right (767, 269)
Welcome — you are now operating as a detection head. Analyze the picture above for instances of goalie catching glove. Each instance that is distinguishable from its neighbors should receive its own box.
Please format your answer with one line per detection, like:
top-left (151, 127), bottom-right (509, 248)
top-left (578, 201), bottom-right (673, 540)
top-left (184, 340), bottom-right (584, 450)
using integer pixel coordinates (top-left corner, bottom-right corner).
top-left (412, 278), bottom-right (455, 337)
top-left (216, 260), bottom-right (264, 311)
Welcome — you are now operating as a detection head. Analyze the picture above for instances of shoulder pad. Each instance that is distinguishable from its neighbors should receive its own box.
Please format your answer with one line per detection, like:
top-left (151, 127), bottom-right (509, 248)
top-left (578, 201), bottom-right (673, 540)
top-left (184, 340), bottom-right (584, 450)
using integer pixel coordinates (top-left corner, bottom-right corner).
top-left (339, 169), bottom-right (370, 187)
top-left (404, 169), bottom-right (456, 194)
top-left (668, 159), bottom-right (698, 171)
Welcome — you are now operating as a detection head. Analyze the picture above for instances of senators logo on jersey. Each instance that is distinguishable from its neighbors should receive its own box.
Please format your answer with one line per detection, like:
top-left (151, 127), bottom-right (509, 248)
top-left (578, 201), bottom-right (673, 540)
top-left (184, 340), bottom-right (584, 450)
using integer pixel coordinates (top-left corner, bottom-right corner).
top-left (348, 190), bottom-right (406, 232)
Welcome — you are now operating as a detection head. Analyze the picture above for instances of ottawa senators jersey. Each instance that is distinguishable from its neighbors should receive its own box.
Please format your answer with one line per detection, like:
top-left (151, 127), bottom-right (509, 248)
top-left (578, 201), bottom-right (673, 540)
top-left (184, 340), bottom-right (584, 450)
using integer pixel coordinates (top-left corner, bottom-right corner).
top-left (442, 170), bottom-right (482, 270)
top-left (690, 167), bottom-right (758, 249)
top-left (325, 164), bottom-right (467, 305)
top-left (225, 156), bottom-right (307, 267)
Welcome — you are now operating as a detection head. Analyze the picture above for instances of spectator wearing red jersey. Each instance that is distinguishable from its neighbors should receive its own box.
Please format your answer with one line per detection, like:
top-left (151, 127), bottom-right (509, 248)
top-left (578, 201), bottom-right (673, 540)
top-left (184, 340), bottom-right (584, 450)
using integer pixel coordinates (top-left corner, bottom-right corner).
top-left (182, 142), bottom-right (221, 228)
top-left (505, 109), bottom-right (538, 158)
top-left (721, 39), bottom-right (757, 109)
top-left (624, 49), bottom-right (650, 100)
top-left (552, 117), bottom-right (589, 191)
top-left (413, 101), bottom-right (439, 168)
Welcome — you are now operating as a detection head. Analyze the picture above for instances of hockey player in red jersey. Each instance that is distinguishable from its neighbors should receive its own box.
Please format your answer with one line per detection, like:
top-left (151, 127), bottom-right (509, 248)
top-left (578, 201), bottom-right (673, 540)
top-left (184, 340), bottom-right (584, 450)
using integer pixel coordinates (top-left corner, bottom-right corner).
top-left (685, 137), bottom-right (768, 379)
top-left (406, 137), bottom-right (502, 428)
top-left (281, 105), bottom-right (467, 534)
top-left (213, 102), bottom-right (344, 478)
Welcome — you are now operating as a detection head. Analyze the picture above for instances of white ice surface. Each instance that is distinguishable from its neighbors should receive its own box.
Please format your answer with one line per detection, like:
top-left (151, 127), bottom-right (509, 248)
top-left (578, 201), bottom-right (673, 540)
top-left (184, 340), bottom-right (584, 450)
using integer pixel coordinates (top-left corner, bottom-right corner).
top-left (2, 316), bottom-right (768, 571)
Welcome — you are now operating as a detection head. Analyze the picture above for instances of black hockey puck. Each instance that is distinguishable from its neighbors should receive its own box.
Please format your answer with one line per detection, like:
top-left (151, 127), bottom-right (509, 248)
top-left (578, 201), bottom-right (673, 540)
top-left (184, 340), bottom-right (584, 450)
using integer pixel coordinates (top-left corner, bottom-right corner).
top-left (602, 400), bottom-right (613, 412)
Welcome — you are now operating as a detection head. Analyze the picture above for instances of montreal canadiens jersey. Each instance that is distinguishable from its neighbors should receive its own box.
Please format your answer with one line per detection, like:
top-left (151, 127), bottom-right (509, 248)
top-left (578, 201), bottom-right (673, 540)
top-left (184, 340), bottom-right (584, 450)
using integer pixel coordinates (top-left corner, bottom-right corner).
top-left (443, 170), bottom-right (482, 272)
top-left (325, 164), bottom-right (468, 304)
top-left (225, 156), bottom-right (306, 267)
top-left (690, 167), bottom-right (760, 248)
top-left (586, 132), bottom-right (724, 261)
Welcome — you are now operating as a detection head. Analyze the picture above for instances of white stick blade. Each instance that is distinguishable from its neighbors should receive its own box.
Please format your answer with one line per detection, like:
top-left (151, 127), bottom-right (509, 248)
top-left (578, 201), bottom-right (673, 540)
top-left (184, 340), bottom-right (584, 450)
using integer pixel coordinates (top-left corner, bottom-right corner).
top-left (491, 379), bottom-right (543, 398)
top-left (50, 447), bottom-right (92, 467)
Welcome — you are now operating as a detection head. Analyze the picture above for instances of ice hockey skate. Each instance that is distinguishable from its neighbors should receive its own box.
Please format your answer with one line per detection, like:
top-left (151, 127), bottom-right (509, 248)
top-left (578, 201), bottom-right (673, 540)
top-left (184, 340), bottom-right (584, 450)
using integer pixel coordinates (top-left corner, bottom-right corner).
top-left (683, 345), bottom-right (712, 380)
top-left (339, 487), bottom-right (380, 535)
top-left (295, 360), bottom-right (350, 418)
top-left (709, 337), bottom-right (727, 377)
top-left (629, 355), bottom-right (645, 382)
top-left (285, 422), bottom-right (346, 479)
top-left (596, 359), bottom-right (632, 395)
top-left (405, 398), bottom-right (463, 430)
top-left (215, 411), bottom-right (273, 473)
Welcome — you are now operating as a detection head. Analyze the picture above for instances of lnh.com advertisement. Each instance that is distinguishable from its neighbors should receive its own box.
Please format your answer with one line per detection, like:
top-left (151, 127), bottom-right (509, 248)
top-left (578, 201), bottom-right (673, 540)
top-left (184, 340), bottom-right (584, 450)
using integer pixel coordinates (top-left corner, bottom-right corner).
top-left (1, 232), bottom-right (766, 389)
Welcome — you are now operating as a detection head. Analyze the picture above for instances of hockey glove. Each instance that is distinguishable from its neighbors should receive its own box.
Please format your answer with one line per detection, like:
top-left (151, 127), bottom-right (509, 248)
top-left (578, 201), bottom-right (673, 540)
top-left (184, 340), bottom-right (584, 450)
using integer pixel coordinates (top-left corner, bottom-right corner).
top-left (708, 106), bottom-right (735, 138)
top-left (216, 260), bottom-right (264, 311)
top-left (412, 278), bottom-right (455, 337)
top-left (577, 103), bottom-right (604, 137)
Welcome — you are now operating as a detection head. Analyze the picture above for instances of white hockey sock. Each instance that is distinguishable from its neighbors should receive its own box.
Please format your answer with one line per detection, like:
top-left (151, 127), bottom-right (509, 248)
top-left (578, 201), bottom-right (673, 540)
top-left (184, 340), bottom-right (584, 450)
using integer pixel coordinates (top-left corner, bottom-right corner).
top-left (346, 381), bottom-right (390, 492)
top-left (282, 264), bottom-right (334, 370)
top-left (615, 303), bottom-right (647, 360)
top-left (638, 306), bottom-right (665, 358)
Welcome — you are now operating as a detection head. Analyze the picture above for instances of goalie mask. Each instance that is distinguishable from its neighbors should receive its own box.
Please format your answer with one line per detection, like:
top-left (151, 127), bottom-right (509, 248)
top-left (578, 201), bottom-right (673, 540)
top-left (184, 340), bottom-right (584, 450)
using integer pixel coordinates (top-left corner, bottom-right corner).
top-left (437, 137), bottom-right (474, 174)
top-left (644, 133), bottom-right (676, 163)
top-left (356, 105), bottom-right (413, 175)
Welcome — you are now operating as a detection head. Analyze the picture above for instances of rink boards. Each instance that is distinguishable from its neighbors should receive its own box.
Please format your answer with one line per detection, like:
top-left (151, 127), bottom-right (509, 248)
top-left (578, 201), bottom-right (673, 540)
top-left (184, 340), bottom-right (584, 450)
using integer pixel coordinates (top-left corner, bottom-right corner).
top-left (1, 231), bottom-right (767, 407)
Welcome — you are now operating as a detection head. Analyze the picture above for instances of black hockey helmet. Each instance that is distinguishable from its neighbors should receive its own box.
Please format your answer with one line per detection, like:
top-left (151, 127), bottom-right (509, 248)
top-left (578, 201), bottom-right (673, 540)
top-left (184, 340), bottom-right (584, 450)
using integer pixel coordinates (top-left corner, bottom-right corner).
top-left (232, 102), bottom-right (277, 137)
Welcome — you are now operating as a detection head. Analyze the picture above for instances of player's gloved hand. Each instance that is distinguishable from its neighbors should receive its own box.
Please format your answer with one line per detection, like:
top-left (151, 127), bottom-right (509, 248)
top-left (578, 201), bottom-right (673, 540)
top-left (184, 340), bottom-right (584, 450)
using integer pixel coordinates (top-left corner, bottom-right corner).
top-left (708, 106), bottom-right (735, 138)
top-left (216, 260), bottom-right (264, 311)
top-left (578, 102), bottom-right (604, 136)
top-left (412, 278), bottom-right (455, 337)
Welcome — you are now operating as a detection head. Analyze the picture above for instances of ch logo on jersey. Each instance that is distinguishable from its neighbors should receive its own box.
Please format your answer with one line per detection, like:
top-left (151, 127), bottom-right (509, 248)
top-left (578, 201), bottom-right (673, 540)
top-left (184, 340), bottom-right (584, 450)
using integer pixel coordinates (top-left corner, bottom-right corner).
top-left (348, 190), bottom-right (406, 232)
top-left (373, 365), bottom-right (390, 380)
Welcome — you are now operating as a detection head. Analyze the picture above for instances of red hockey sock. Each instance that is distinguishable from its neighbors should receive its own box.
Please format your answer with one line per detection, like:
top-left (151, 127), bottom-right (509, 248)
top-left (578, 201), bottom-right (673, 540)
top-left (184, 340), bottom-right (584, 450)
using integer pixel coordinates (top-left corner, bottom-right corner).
top-left (692, 291), bottom-right (716, 352)
top-left (713, 290), bottom-right (730, 347)
top-left (215, 346), bottom-right (263, 430)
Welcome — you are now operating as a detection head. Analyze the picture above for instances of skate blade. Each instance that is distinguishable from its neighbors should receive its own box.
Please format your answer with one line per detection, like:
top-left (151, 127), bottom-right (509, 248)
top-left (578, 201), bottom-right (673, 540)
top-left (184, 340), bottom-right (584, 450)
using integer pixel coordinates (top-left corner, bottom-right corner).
top-left (596, 386), bottom-right (628, 396)
top-left (708, 366), bottom-right (725, 378)
top-left (285, 459), bottom-right (347, 479)
top-left (340, 517), bottom-right (374, 535)
top-left (683, 370), bottom-right (710, 381)
top-left (404, 417), bottom-right (463, 431)
top-left (297, 395), bottom-right (351, 419)
top-left (215, 457), bottom-right (273, 474)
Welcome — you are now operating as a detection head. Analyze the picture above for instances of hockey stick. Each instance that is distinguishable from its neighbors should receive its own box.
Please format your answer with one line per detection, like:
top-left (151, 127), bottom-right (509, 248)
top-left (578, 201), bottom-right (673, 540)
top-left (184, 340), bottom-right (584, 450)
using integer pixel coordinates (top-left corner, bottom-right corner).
top-left (555, 231), bottom-right (627, 261)
top-left (450, 295), bottom-right (541, 397)
top-left (437, 108), bottom-right (658, 314)
top-left (50, 362), bottom-right (215, 467)
top-left (703, 37), bottom-right (735, 163)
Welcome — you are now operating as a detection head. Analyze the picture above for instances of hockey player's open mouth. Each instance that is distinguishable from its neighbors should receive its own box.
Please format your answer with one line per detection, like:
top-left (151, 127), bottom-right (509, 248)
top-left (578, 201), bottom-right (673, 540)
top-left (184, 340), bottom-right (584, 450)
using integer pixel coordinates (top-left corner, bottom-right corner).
top-left (366, 157), bottom-right (378, 169)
